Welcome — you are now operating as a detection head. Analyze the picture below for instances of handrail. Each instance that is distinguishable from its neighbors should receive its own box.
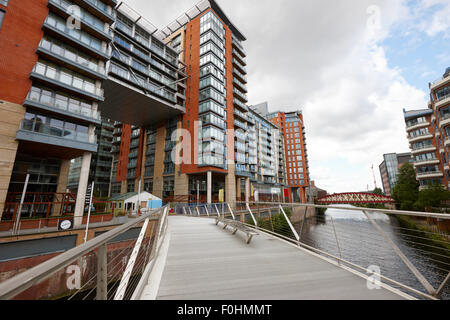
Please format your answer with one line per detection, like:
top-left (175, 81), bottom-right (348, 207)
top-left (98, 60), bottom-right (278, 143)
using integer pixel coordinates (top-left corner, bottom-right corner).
top-left (0, 206), bottom-right (166, 300)
top-left (181, 202), bottom-right (450, 300)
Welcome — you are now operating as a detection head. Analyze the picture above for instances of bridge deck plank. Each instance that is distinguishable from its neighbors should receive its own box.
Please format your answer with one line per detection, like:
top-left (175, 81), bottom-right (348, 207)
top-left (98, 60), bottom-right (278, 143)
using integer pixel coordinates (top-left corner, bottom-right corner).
top-left (143, 216), bottom-right (405, 300)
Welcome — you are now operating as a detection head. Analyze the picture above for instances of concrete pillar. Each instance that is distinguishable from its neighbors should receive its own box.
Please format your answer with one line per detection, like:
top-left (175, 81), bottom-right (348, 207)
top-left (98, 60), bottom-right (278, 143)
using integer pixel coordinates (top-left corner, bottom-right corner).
top-left (152, 123), bottom-right (166, 199)
top-left (52, 159), bottom-right (71, 216)
top-left (245, 178), bottom-right (250, 203)
top-left (74, 152), bottom-right (92, 227)
top-left (0, 100), bottom-right (25, 220)
top-left (225, 164), bottom-right (236, 208)
top-left (207, 171), bottom-right (212, 204)
top-left (236, 177), bottom-right (241, 201)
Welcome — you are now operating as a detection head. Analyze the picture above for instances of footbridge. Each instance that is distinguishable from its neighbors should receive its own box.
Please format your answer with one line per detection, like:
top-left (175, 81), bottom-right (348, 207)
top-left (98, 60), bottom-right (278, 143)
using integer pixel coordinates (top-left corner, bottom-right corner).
top-left (0, 202), bottom-right (449, 300)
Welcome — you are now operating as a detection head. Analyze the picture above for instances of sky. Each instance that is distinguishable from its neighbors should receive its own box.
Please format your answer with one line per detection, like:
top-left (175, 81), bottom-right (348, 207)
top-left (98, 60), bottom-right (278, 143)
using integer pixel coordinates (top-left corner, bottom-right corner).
top-left (121, 0), bottom-right (450, 193)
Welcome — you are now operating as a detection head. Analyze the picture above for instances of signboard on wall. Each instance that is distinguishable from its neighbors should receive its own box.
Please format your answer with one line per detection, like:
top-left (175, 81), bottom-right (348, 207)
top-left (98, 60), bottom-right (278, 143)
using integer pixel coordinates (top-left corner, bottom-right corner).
top-left (58, 219), bottom-right (74, 231)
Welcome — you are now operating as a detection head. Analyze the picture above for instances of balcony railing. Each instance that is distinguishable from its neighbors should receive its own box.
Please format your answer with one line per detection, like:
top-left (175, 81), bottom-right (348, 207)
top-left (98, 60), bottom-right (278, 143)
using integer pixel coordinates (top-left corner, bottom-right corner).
top-left (417, 171), bottom-right (442, 177)
top-left (109, 65), bottom-right (176, 103)
top-left (234, 119), bottom-right (247, 130)
top-left (233, 88), bottom-right (248, 103)
top-left (37, 39), bottom-right (106, 77)
top-left (83, 0), bottom-right (114, 21)
top-left (25, 88), bottom-right (100, 121)
top-left (32, 62), bottom-right (104, 100)
top-left (232, 58), bottom-right (247, 74)
top-left (19, 119), bottom-right (96, 144)
top-left (49, 0), bottom-right (112, 39)
top-left (43, 15), bottom-right (109, 59)
top-left (232, 49), bottom-right (246, 66)
top-left (436, 93), bottom-right (450, 103)
top-left (233, 98), bottom-right (248, 111)
top-left (233, 68), bottom-right (247, 83)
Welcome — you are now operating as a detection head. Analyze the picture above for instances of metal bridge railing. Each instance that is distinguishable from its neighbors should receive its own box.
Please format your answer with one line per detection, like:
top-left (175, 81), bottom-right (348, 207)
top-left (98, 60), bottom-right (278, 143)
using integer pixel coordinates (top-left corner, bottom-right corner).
top-left (179, 202), bottom-right (450, 300)
top-left (0, 206), bottom-right (169, 300)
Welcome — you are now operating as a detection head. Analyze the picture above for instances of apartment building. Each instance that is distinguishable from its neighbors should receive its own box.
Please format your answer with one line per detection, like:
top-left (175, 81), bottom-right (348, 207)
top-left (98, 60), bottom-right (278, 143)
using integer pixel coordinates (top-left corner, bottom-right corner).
top-left (267, 109), bottom-right (309, 202)
top-left (67, 118), bottom-right (114, 197)
top-left (402, 67), bottom-right (450, 190)
top-left (0, 0), bottom-right (118, 223)
top-left (378, 152), bottom-right (413, 196)
top-left (404, 108), bottom-right (445, 190)
top-left (0, 0), bottom-right (186, 224)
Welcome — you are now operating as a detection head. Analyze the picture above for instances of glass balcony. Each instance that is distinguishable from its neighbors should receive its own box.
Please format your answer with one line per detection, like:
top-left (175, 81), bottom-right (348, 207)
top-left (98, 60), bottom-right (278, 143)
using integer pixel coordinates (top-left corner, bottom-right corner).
top-left (233, 77), bottom-right (248, 93)
top-left (232, 38), bottom-right (246, 57)
top-left (49, 0), bottom-right (112, 40)
top-left (25, 86), bottom-right (101, 122)
top-left (43, 14), bottom-right (109, 59)
top-left (234, 119), bottom-right (247, 130)
top-left (233, 68), bottom-right (247, 84)
top-left (19, 116), bottom-right (96, 144)
top-left (32, 61), bottom-right (104, 100)
top-left (37, 38), bottom-right (106, 78)
top-left (233, 98), bottom-right (248, 111)
top-left (80, 0), bottom-right (114, 22)
top-left (232, 49), bottom-right (246, 66)
top-left (232, 58), bottom-right (247, 74)
top-left (233, 88), bottom-right (248, 103)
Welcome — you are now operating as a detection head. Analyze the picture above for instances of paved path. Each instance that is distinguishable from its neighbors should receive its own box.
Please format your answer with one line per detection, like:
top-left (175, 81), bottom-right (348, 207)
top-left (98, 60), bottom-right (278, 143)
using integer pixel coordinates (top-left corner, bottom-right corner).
top-left (141, 216), bottom-right (406, 300)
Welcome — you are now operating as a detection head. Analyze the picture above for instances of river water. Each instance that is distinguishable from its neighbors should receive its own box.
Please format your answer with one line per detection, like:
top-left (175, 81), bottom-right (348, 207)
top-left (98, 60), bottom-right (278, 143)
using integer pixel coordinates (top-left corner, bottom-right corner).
top-left (297, 204), bottom-right (450, 300)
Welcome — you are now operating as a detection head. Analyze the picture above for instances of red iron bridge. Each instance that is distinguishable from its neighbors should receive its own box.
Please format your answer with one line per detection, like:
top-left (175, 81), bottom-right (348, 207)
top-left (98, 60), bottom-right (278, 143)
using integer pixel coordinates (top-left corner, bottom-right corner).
top-left (317, 193), bottom-right (396, 205)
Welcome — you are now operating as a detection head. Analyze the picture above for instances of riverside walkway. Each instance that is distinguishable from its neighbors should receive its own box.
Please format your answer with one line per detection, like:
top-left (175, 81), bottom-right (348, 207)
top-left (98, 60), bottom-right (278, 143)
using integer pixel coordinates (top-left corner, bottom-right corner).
top-left (139, 216), bottom-right (407, 300)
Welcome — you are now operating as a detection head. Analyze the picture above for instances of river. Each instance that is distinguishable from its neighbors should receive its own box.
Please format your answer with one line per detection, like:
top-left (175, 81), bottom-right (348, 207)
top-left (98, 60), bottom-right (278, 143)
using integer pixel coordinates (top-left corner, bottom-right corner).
top-left (297, 204), bottom-right (450, 300)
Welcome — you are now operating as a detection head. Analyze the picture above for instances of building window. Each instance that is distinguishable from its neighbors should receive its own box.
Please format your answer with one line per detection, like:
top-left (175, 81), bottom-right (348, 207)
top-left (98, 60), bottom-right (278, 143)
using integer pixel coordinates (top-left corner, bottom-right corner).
top-left (0, 9), bottom-right (4, 30)
top-left (127, 181), bottom-right (135, 193)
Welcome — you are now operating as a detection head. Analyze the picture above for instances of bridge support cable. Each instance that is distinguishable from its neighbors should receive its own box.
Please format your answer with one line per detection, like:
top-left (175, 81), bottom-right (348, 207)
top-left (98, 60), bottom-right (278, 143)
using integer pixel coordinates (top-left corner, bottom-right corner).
top-left (246, 203), bottom-right (258, 228)
top-left (114, 217), bottom-right (150, 300)
top-left (279, 205), bottom-right (300, 242)
top-left (362, 210), bottom-right (436, 296)
top-left (214, 204), bottom-right (220, 217)
top-left (227, 203), bottom-right (235, 220)
top-left (436, 272), bottom-right (450, 298)
top-left (329, 216), bottom-right (342, 265)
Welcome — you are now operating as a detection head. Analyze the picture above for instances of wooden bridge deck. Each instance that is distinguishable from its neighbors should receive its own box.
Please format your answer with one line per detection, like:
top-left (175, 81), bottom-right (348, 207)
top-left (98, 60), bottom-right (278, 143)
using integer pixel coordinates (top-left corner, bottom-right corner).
top-left (140, 216), bottom-right (408, 300)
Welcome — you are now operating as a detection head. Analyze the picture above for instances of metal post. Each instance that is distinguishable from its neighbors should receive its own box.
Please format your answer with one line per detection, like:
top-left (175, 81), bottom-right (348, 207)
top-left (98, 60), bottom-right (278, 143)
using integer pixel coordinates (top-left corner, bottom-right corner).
top-left (279, 205), bottom-right (300, 242)
top-left (196, 207), bottom-right (200, 217)
top-left (246, 203), bottom-right (257, 228)
top-left (329, 216), bottom-right (342, 264)
top-left (13, 174), bottom-right (30, 235)
top-left (197, 180), bottom-right (200, 206)
top-left (96, 243), bottom-right (107, 300)
top-left (227, 203), bottom-right (235, 220)
top-left (435, 272), bottom-right (450, 298)
top-left (363, 210), bottom-right (436, 295)
top-left (137, 178), bottom-right (141, 215)
top-left (298, 206), bottom-right (308, 241)
top-left (205, 205), bottom-right (210, 216)
top-left (214, 204), bottom-right (220, 217)
top-left (84, 181), bottom-right (95, 243)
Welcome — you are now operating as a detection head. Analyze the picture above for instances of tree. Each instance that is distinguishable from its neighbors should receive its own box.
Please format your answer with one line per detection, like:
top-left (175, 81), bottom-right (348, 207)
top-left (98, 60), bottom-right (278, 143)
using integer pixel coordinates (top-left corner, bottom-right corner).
top-left (392, 162), bottom-right (419, 211)
top-left (373, 187), bottom-right (384, 196)
top-left (414, 183), bottom-right (450, 212)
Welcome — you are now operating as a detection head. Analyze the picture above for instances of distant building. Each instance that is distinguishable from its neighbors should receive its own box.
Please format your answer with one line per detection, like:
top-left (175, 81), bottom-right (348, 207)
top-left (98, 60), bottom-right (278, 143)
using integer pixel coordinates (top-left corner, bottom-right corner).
top-left (266, 108), bottom-right (309, 203)
top-left (305, 181), bottom-right (327, 203)
top-left (379, 153), bottom-right (413, 196)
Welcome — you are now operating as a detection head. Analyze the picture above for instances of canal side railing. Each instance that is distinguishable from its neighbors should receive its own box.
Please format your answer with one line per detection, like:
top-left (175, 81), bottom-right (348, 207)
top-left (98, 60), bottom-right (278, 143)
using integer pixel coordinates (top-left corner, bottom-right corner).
top-left (0, 206), bottom-right (169, 300)
top-left (178, 202), bottom-right (450, 300)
